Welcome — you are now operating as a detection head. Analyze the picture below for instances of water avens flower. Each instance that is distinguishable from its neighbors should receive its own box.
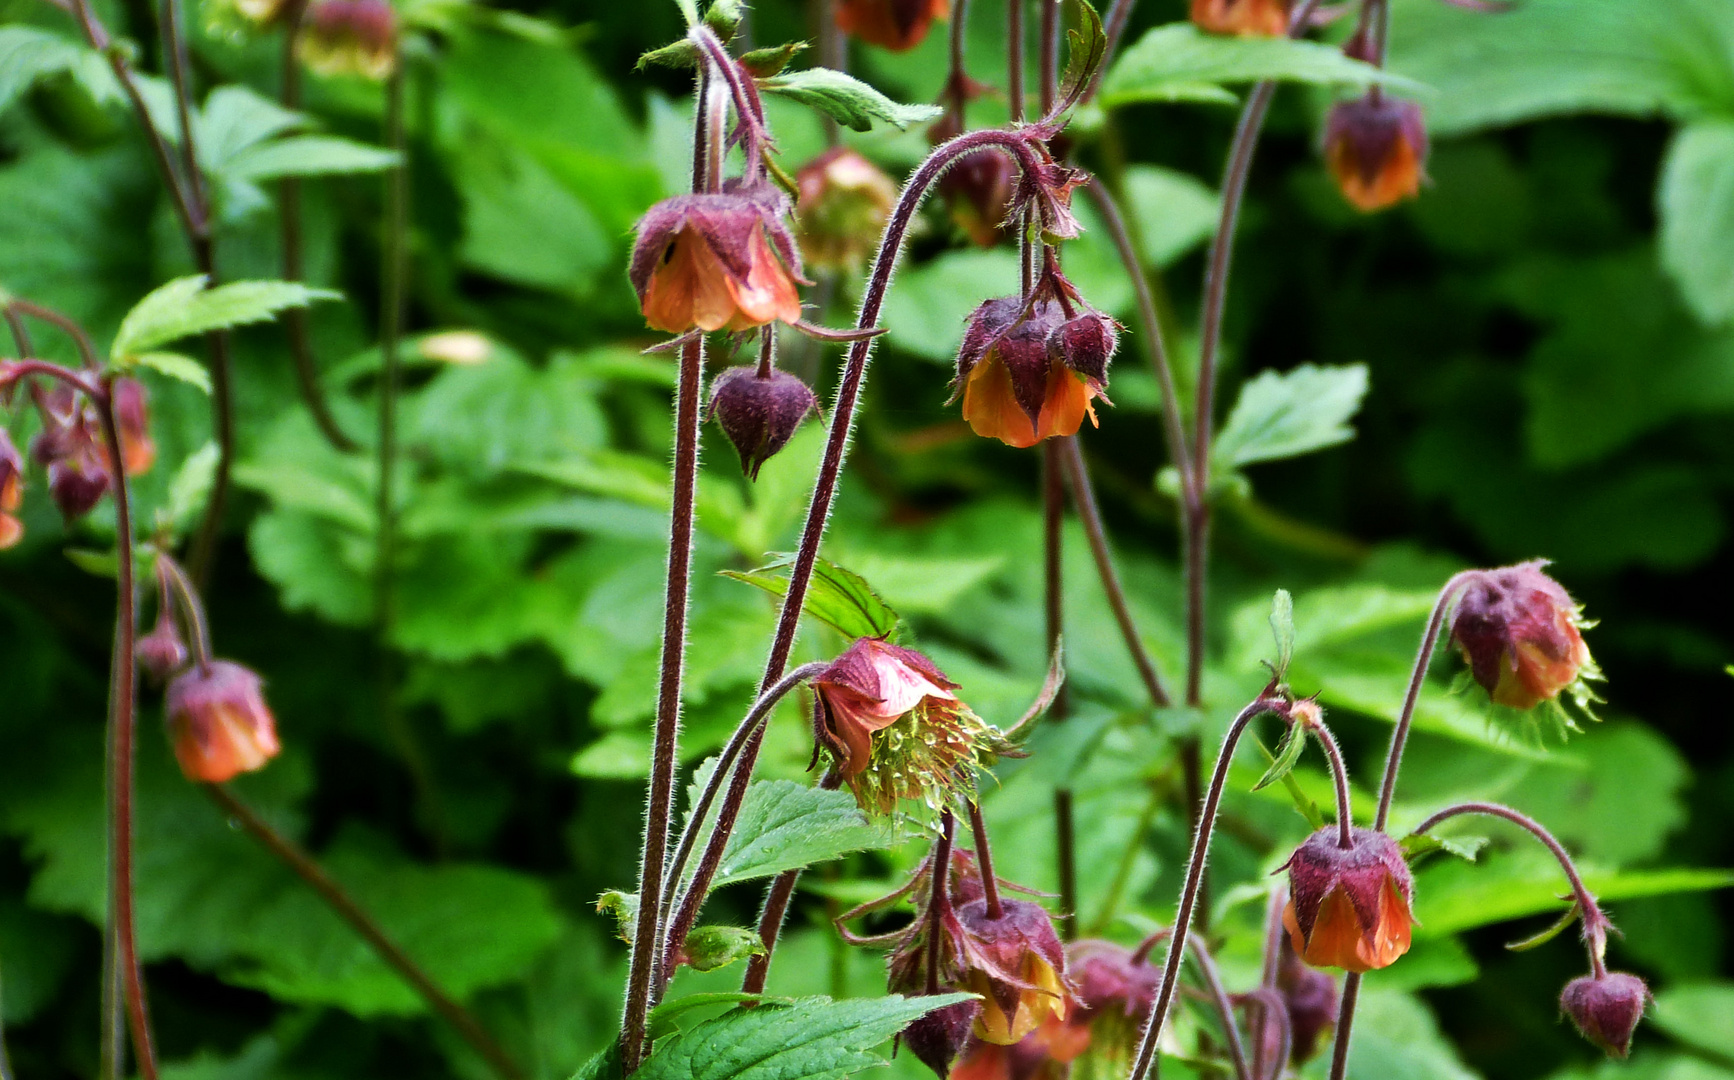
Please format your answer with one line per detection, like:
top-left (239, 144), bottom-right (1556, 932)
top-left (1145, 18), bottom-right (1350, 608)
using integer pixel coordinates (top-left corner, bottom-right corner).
top-left (165, 660), bottom-right (282, 783)
top-left (1191, 0), bottom-right (1290, 36)
top-left (835, 0), bottom-right (949, 52)
top-left (1281, 827), bottom-right (1415, 973)
top-left (300, 0), bottom-right (398, 80)
top-left (707, 365), bottom-right (819, 480)
top-left (1324, 94), bottom-right (1429, 212)
top-left (795, 148), bottom-right (898, 272)
top-left (1450, 560), bottom-right (1597, 710)
top-left (630, 185), bottom-right (805, 333)
top-left (1560, 972), bottom-right (1649, 1059)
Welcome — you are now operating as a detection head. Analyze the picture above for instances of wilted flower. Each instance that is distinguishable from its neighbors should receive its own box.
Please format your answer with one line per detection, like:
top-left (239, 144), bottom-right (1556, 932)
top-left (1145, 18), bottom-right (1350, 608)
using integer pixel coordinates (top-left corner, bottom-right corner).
top-left (630, 185), bottom-right (805, 334)
top-left (957, 898), bottom-right (1073, 1044)
top-left (1450, 561), bottom-right (1597, 710)
top-left (0, 429), bottom-right (23, 549)
top-left (137, 611), bottom-right (191, 684)
top-left (1324, 94), bottom-right (1429, 212)
top-left (835, 0), bottom-right (949, 52)
top-left (165, 660), bottom-right (282, 782)
top-left (1277, 932), bottom-right (1339, 1061)
top-left (1560, 972), bottom-right (1649, 1059)
top-left (111, 377), bottom-right (156, 476)
top-left (795, 148), bottom-right (898, 272)
top-left (1191, 0), bottom-right (1290, 36)
top-left (707, 365), bottom-right (819, 480)
top-left (1281, 827), bottom-right (1415, 973)
top-left (812, 638), bottom-right (1009, 815)
top-left (299, 0), bottom-right (397, 80)
top-left (951, 285), bottom-right (1116, 448)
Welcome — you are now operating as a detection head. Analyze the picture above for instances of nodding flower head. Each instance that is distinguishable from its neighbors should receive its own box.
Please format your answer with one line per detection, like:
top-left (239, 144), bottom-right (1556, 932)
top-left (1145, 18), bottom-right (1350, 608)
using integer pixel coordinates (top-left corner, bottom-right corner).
top-left (835, 0), bottom-right (949, 52)
top-left (795, 147), bottom-right (898, 272)
top-left (1560, 972), bottom-right (1649, 1059)
top-left (952, 274), bottom-right (1117, 449)
top-left (1277, 932), bottom-right (1339, 1061)
top-left (1281, 827), bottom-right (1415, 973)
top-left (1191, 0), bottom-right (1290, 36)
top-left (111, 377), bottom-right (156, 476)
top-left (630, 183), bottom-right (805, 334)
top-left (165, 660), bottom-right (282, 783)
top-left (299, 0), bottom-right (398, 80)
top-left (0, 429), bottom-right (23, 549)
top-left (707, 366), bottom-right (819, 480)
top-left (812, 638), bottom-right (1010, 816)
top-left (32, 401), bottom-right (110, 523)
top-left (136, 611), bottom-right (191, 684)
top-left (1450, 561), bottom-right (1597, 711)
top-left (903, 999), bottom-right (983, 1079)
top-left (1324, 94), bottom-right (1429, 212)
top-left (1048, 939), bottom-right (1158, 1073)
top-left (954, 898), bottom-right (1073, 1045)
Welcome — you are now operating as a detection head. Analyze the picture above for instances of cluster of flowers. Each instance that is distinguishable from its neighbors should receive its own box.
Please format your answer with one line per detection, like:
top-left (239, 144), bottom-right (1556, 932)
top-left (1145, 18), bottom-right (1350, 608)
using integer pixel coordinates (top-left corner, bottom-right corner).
top-left (0, 372), bottom-right (153, 548)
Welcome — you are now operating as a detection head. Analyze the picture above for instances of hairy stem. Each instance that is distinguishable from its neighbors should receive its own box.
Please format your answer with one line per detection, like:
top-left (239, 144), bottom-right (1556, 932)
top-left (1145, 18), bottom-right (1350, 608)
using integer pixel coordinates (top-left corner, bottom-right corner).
top-left (1308, 718), bottom-right (1354, 849)
top-left (205, 785), bottom-right (524, 1079)
top-left (1127, 697), bottom-right (1279, 1080)
top-left (1190, 936), bottom-right (1252, 1080)
top-left (946, 0), bottom-right (971, 124)
top-left (1411, 802), bottom-right (1609, 977)
top-left (968, 800), bottom-right (1004, 919)
top-left (926, 812), bottom-right (958, 994)
top-left (1328, 972), bottom-right (1362, 1080)
top-left (1007, 0), bottom-right (1024, 122)
top-left (1058, 436), bottom-right (1170, 706)
top-left (1039, 0), bottom-right (1058, 114)
top-left (1373, 571), bottom-right (1474, 830)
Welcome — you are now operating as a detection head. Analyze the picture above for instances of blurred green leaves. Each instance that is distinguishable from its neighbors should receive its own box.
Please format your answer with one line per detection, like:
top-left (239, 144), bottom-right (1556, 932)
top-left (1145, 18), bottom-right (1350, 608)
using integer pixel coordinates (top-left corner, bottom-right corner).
top-left (1103, 24), bottom-right (1420, 108)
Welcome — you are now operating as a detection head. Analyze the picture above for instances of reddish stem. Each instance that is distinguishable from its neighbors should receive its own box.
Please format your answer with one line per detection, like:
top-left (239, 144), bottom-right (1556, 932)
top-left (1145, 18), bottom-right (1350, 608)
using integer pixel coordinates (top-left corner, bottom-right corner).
top-left (967, 801), bottom-right (1004, 919)
top-left (926, 812), bottom-right (958, 994)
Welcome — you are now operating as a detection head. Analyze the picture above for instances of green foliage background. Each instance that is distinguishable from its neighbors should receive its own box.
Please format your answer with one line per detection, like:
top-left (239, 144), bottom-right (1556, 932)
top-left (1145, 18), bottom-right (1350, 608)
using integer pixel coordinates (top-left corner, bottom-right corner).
top-left (1, 0), bottom-right (1732, 1078)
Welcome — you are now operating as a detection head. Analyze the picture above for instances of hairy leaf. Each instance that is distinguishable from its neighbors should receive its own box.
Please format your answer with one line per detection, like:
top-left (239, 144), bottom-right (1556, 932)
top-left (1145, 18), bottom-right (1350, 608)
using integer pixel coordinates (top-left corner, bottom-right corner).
top-left (1252, 719), bottom-right (1306, 792)
top-left (1102, 25), bottom-right (1418, 107)
top-left (760, 68), bottom-right (942, 131)
top-left (126, 350), bottom-right (211, 393)
top-left (634, 994), bottom-right (973, 1080)
top-left (112, 276), bottom-right (340, 358)
top-left (721, 554), bottom-right (900, 641)
top-left (1214, 363), bottom-right (1370, 469)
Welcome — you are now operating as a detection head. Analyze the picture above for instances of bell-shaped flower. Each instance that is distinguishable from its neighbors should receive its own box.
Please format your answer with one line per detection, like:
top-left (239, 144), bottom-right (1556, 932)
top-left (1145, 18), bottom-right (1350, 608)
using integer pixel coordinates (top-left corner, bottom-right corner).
top-left (299, 0), bottom-right (397, 80)
top-left (165, 660), bottom-right (282, 783)
top-left (835, 0), bottom-right (949, 52)
top-left (1281, 827), bottom-right (1416, 973)
top-left (707, 365), bottom-right (819, 480)
top-left (1450, 560), bottom-right (1597, 710)
top-left (1191, 0), bottom-right (1290, 36)
top-left (1324, 94), bottom-right (1429, 212)
top-left (630, 184), bottom-right (805, 334)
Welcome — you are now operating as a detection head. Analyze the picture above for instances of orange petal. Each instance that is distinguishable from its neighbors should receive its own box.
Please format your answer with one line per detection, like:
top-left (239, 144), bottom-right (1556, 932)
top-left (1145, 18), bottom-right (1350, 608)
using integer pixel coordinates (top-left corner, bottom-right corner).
top-left (1033, 369), bottom-right (1096, 442)
top-left (0, 513), bottom-right (21, 549)
top-left (961, 356), bottom-right (1040, 448)
top-left (1329, 136), bottom-right (1422, 213)
top-left (722, 226), bottom-right (803, 331)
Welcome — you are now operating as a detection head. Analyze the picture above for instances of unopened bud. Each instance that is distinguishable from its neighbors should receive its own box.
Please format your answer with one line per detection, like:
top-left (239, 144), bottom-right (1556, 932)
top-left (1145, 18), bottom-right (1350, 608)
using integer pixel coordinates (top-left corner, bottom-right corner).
top-left (795, 148), bottom-right (898, 272)
top-left (903, 999), bottom-right (982, 1078)
top-left (136, 613), bottom-right (190, 684)
top-left (300, 0), bottom-right (398, 80)
top-left (932, 126), bottom-right (1016, 248)
top-left (1560, 972), bottom-right (1649, 1058)
top-left (707, 366), bottom-right (819, 481)
top-left (111, 377), bottom-right (156, 476)
top-left (47, 451), bottom-right (109, 522)
top-left (1324, 94), bottom-right (1428, 212)
top-left (165, 660), bottom-right (282, 783)
top-left (1450, 561), bottom-right (1595, 710)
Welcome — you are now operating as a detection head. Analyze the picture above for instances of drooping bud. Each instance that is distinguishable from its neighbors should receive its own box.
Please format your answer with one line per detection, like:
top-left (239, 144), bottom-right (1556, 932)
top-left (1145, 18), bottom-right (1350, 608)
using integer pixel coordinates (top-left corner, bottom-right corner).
top-left (835, 0), bottom-right (949, 52)
top-left (629, 184), bottom-right (806, 334)
top-left (1560, 972), bottom-right (1649, 1058)
top-left (46, 445), bottom-right (110, 522)
top-left (164, 660), bottom-right (282, 783)
top-left (31, 395), bottom-right (111, 523)
top-left (1276, 932), bottom-right (1339, 1061)
top-left (1281, 827), bottom-right (1415, 973)
top-left (795, 148), bottom-right (898, 272)
top-left (904, 999), bottom-right (983, 1078)
top-left (707, 365), bottom-right (819, 480)
top-left (0, 429), bottom-right (23, 549)
top-left (1057, 939), bottom-right (1157, 1076)
top-left (1191, 0), bottom-right (1290, 36)
top-left (955, 898), bottom-right (1073, 1045)
top-left (1324, 94), bottom-right (1429, 212)
top-left (136, 612), bottom-right (191, 684)
top-left (299, 0), bottom-right (398, 80)
top-left (111, 378), bottom-right (156, 476)
top-left (1449, 561), bottom-right (1597, 711)
top-left (936, 137), bottom-right (1017, 248)
top-left (812, 637), bottom-right (1011, 816)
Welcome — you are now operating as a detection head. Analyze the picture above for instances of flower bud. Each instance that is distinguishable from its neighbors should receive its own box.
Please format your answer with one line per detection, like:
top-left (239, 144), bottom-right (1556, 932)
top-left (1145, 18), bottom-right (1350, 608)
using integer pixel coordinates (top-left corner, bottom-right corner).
top-left (111, 377), bottom-right (156, 476)
top-left (835, 0), bottom-right (949, 52)
top-left (795, 148), bottom-right (898, 272)
top-left (1281, 827), bottom-right (1415, 973)
top-left (630, 184), bottom-right (805, 334)
top-left (164, 660), bottom-right (282, 782)
top-left (136, 613), bottom-right (190, 684)
top-left (0, 429), bottom-right (24, 549)
top-left (812, 637), bottom-right (1010, 816)
top-left (932, 125), bottom-right (1016, 248)
top-left (1560, 972), bottom-right (1649, 1058)
top-left (1277, 933), bottom-right (1338, 1061)
top-left (299, 0), bottom-right (397, 80)
top-left (47, 448), bottom-right (110, 522)
top-left (952, 295), bottom-right (1109, 449)
top-left (955, 898), bottom-right (1072, 1045)
top-left (707, 366), bottom-right (819, 480)
top-left (1450, 561), bottom-right (1595, 710)
top-left (1191, 0), bottom-right (1290, 36)
top-left (1324, 94), bottom-right (1429, 212)
top-left (904, 998), bottom-right (983, 1078)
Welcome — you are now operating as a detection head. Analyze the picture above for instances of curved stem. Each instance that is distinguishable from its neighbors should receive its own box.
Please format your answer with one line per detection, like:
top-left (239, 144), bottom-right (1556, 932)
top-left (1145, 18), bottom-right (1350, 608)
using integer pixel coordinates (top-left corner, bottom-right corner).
top-left (95, 378), bottom-right (157, 1080)
top-left (658, 665), bottom-right (829, 980)
top-left (1308, 718), bottom-right (1354, 849)
top-left (204, 785), bottom-right (524, 1079)
top-left (1411, 801), bottom-right (1609, 977)
top-left (1372, 571), bottom-right (1475, 830)
top-left (926, 812), bottom-right (957, 994)
top-left (278, 0), bottom-right (359, 453)
top-left (1190, 935), bottom-right (1252, 1080)
top-left (156, 554), bottom-right (214, 668)
top-left (1126, 697), bottom-right (1279, 1080)
top-left (968, 800), bottom-right (1004, 919)
top-left (1058, 436), bottom-right (1169, 706)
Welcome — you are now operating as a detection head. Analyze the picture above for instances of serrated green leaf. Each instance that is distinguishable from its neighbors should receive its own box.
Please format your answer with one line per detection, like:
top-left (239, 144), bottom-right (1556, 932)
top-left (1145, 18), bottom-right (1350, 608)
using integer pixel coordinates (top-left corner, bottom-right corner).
top-left (126, 350), bottom-right (211, 393)
top-left (162, 441), bottom-right (220, 536)
top-left (223, 135), bottom-right (400, 183)
top-left (649, 992), bottom-right (784, 1040)
top-left (195, 85), bottom-right (303, 169)
top-left (0, 26), bottom-right (120, 114)
top-left (1269, 588), bottom-right (1295, 676)
top-left (1101, 24), bottom-right (1419, 108)
top-left (634, 994), bottom-right (974, 1080)
top-left (112, 276), bottom-right (340, 358)
top-left (1056, 0), bottom-right (1107, 109)
top-left (1252, 735), bottom-right (1324, 829)
top-left (680, 925), bottom-right (767, 972)
top-left (1214, 363), bottom-right (1370, 470)
top-left (1661, 120), bottom-right (1734, 326)
top-left (680, 758), bottom-right (895, 890)
top-left (759, 68), bottom-right (942, 132)
top-left (1401, 832), bottom-right (1490, 865)
top-left (721, 554), bottom-right (900, 641)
